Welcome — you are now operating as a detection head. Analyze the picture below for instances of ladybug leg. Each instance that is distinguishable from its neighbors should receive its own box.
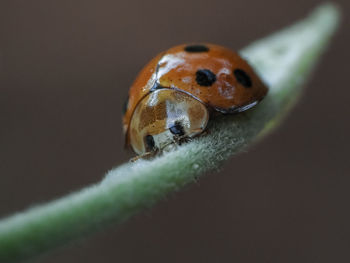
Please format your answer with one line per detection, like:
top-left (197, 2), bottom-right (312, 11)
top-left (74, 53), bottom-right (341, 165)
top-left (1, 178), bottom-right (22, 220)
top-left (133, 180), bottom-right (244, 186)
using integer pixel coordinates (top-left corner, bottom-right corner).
top-left (130, 150), bottom-right (157, 162)
top-left (191, 128), bottom-right (203, 134)
top-left (200, 129), bottom-right (210, 136)
top-left (173, 128), bottom-right (208, 146)
top-left (180, 136), bottom-right (192, 144)
top-left (173, 135), bottom-right (194, 146)
top-left (172, 136), bottom-right (181, 145)
top-left (191, 128), bottom-right (210, 136)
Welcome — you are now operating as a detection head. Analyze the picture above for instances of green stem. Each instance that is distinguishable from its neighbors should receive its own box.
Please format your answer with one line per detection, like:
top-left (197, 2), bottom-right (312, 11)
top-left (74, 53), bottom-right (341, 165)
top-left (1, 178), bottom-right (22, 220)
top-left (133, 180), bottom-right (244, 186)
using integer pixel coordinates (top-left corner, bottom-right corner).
top-left (0, 3), bottom-right (340, 262)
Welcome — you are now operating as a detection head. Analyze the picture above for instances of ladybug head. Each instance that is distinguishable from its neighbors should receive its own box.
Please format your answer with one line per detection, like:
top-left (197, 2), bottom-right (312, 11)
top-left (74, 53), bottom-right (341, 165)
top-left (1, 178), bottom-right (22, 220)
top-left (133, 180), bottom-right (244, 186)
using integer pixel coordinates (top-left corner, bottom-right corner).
top-left (127, 89), bottom-right (209, 155)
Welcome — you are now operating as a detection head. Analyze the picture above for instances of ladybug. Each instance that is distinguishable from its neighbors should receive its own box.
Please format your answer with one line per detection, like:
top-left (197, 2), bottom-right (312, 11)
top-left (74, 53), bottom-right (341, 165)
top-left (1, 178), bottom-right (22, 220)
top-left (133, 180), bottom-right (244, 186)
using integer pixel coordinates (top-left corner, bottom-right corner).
top-left (123, 43), bottom-right (268, 157)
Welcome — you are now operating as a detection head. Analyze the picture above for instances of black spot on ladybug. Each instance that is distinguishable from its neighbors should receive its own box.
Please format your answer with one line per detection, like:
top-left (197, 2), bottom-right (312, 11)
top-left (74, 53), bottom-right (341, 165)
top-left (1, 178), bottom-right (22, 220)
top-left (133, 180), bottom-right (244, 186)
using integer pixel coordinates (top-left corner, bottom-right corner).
top-left (196, 69), bottom-right (216, 86)
top-left (122, 95), bottom-right (129, 114)
top-left (145, 135), bottom-right (155, 150)
top-left (234, 69), bottom-right (252, 87)
top-left (150, 82), bottom-right (167, 92)
top-left (184, 44), bottom-right (209, 53)
top-left (169, 121), bottom-right (185, 136)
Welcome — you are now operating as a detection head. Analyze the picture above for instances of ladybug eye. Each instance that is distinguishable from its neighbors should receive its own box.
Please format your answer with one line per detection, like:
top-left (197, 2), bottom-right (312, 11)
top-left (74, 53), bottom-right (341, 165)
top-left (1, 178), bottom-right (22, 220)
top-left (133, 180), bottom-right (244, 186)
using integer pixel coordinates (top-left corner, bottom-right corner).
top-left (196, 69), bottom-right (216, 87)
top-left (144, 135), bottom-right (155, 151)
top-left (233, 69), bottom-right (252, 87)
top-left (169, 121), bottom-right (185, 136)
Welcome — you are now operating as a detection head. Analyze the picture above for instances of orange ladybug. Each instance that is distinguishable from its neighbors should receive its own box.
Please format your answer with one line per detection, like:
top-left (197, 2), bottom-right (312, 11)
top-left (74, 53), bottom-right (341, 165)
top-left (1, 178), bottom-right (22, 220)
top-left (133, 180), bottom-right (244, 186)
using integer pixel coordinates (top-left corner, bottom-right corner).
top-left (123, 43), bottom-right (268, 157)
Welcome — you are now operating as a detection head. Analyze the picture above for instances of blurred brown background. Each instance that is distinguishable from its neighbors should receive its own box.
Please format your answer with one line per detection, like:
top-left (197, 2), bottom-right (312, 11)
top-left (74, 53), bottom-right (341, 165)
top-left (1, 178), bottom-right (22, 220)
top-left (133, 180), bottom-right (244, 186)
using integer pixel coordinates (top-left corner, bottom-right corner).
top-left (0, 0), bottom-right (349, 262)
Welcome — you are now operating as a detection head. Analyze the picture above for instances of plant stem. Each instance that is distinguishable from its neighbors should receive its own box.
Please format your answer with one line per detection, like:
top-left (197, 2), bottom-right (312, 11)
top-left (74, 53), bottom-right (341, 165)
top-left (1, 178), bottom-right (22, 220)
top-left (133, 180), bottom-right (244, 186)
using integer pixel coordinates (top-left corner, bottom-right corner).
top-left (0, 3), bottom-right (340, 262)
